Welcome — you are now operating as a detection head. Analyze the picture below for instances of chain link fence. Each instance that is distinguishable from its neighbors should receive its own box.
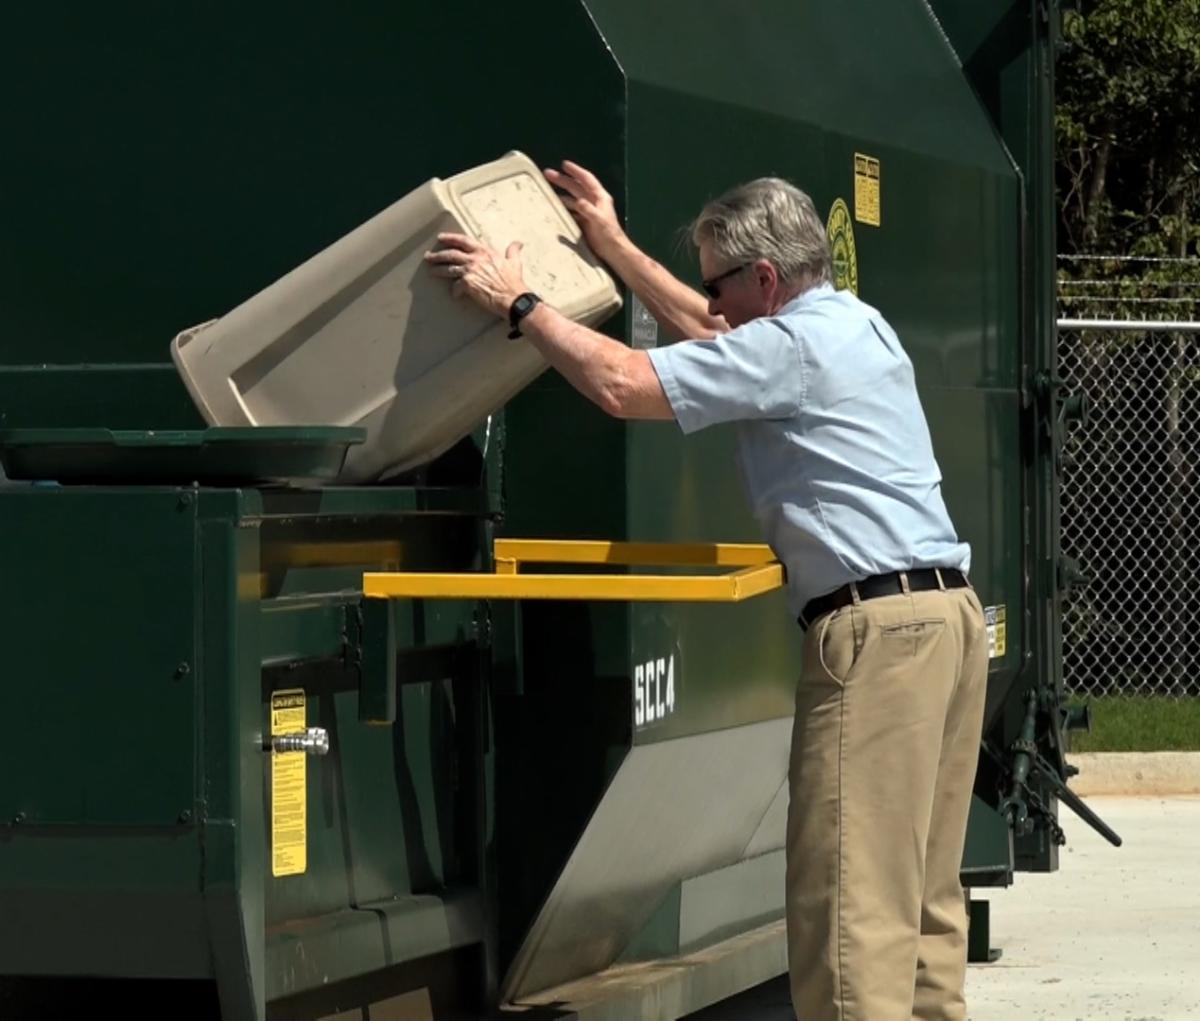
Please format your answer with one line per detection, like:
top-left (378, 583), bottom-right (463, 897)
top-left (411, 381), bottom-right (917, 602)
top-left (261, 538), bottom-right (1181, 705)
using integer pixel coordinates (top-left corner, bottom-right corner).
top-left (1059, 318), bottom-right (1200, 698)
top-left (1058, 254), bottom-right (1200, 698)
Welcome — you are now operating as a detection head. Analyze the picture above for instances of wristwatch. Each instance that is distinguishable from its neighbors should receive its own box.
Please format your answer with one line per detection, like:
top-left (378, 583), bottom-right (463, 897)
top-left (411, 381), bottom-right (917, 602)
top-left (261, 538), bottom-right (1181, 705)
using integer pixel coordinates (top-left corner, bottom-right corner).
top-left (508, 292), bottom-right (542, 339)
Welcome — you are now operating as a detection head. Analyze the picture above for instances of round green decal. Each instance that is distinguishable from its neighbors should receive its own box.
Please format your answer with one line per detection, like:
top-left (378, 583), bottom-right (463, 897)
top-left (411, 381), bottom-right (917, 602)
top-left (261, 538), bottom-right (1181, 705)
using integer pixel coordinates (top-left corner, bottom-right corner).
top-left (826, 198), bottom-right (858, 295)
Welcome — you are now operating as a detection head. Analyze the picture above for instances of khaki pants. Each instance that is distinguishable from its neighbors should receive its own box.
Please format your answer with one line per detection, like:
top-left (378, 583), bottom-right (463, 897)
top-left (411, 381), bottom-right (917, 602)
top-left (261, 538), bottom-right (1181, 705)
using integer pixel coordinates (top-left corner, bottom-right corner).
top-left (786, 584), bottom-right (988, 1021)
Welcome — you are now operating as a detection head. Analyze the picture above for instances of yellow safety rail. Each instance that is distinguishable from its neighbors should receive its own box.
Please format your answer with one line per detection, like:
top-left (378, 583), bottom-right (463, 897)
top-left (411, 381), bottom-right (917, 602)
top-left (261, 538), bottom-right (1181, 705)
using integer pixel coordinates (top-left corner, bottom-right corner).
top-left (362, 539), bottom-right (783, 603)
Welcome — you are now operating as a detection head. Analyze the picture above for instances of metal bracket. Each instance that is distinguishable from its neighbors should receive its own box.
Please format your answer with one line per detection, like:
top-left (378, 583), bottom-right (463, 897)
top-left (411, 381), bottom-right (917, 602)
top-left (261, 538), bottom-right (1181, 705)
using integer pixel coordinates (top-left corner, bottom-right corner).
top-left (357, 597), bottom-right (396, 725)
top-left (1033, 370), bottom-right (1089, 469)
top-left (998, 691), bottom-right (1122, 849)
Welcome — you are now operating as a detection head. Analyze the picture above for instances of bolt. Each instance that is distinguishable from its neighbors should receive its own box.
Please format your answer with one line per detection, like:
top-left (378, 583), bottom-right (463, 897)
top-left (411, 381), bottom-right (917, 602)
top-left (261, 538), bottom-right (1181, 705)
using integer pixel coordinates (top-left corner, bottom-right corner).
top-left (12, 812), bottom-right (25, 825)
top-left (174, 662), bottom-right (191, 681)
top-left (178, 491), bottom-right (194, 510)
top-left (178, 810), bottom-right (192, 824)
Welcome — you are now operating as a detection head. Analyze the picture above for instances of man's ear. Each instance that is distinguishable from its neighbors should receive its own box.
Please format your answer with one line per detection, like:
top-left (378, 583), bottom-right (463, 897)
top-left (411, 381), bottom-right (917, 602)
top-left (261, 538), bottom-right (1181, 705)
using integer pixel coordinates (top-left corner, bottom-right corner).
top-left (754, 259), bottom-right (777, 290)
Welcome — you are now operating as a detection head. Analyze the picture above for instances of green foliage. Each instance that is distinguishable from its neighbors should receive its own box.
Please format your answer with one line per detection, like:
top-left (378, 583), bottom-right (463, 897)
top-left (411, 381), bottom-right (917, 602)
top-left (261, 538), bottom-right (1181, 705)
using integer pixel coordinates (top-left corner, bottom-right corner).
top-left (1056, 0), bottom-right (1200, 258)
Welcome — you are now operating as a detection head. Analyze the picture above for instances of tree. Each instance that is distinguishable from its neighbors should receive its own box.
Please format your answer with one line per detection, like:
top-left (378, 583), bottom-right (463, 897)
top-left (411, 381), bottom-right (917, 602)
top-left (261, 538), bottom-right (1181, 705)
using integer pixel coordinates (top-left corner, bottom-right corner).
top-left (1057, 0), bottom-right (1200, 261)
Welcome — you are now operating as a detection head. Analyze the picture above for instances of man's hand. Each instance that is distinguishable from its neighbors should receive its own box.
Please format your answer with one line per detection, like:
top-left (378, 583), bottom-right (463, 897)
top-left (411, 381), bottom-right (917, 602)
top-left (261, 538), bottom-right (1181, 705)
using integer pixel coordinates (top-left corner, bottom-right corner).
top-left (545, 159), bottom-right (724, 341)
top-left (424, 233), bottom-right (527, 319)
top-left (544, 161), bottom-right (627, 259)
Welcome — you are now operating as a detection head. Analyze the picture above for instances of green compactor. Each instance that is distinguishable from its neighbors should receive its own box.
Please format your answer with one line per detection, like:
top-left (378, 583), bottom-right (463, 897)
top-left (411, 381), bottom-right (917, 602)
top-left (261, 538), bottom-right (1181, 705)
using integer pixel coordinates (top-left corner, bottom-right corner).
top-left (0, 3), bottom-right (1118, 1018)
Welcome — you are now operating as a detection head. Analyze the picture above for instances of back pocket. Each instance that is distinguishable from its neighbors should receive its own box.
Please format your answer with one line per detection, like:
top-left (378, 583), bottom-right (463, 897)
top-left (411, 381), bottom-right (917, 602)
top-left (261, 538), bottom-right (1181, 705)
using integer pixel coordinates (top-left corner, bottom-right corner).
top-left (880, 618), bottom-right (945, 657)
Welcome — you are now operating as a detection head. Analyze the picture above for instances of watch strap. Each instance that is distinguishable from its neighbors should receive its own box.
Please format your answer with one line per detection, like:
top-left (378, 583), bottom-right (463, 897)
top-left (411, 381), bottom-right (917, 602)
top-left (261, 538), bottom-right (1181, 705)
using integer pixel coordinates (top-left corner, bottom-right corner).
top-left (507, 292), bottom-right (542, 339)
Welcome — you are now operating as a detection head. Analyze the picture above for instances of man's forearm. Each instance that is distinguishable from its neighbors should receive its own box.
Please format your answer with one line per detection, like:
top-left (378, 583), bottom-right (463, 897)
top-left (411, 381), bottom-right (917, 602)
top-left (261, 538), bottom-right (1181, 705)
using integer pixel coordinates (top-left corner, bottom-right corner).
top-left (519, 302), bottom-right (672, 420)
top-left (600, 235), bottom-right (726, 341)
top-left (423, 226), bottom-right (673, 419)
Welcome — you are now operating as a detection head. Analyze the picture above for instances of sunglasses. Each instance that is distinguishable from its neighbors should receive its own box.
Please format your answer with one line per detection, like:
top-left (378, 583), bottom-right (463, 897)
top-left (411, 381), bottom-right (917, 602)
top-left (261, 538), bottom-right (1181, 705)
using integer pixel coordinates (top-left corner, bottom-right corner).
top-left (701, 262), bottom-right (750, 300)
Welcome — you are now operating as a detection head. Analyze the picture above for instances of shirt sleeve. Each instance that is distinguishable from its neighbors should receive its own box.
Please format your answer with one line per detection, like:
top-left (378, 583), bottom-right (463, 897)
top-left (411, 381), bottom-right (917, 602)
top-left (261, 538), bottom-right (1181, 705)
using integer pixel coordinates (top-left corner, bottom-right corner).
top-left (645, 317), bottom-right (806, 434)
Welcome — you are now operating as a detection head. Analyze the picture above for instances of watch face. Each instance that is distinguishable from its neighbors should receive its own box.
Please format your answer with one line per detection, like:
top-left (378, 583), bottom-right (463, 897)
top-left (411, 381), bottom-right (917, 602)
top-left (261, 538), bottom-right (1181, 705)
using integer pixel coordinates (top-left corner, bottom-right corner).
top-left (515, 294), bottom-right (536, 315)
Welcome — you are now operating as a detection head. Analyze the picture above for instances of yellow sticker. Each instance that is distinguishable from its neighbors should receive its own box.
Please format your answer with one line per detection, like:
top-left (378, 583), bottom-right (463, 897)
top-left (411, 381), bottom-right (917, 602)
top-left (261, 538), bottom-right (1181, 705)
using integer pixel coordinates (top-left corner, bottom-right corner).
top-left (271, 689), bottom-right (307, 877)
top-left (854, 153), bottom-right (881, 226)
top-left (826, 199), bottom-right (858, 295)
top-left (984, 605), bottom-right (1007, 659)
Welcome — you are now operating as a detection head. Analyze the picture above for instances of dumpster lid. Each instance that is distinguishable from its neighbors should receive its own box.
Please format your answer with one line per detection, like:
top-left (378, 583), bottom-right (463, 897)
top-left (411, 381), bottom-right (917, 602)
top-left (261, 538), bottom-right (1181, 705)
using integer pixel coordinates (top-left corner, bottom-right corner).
top-left (0, 426), bottom-right (365, 485)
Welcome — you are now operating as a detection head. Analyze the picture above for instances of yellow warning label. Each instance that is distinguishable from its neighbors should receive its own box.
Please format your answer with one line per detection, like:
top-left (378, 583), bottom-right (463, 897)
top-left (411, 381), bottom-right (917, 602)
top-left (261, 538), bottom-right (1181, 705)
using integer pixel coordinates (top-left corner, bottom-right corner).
top-left (984, 605), bottom-right (1007, 659)
top-left (826, 199), bottom-right (859, 295)
top-left (271, 689), bottom-right (307, 877)
top-left (854, 153), bottom-right (881, 227)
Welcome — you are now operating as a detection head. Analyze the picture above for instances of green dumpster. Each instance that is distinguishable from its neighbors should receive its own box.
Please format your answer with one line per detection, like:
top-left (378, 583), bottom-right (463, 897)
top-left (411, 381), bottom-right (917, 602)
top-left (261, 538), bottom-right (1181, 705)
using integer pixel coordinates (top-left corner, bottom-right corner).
top-left (0, 2), bottom-right (1113, 1018)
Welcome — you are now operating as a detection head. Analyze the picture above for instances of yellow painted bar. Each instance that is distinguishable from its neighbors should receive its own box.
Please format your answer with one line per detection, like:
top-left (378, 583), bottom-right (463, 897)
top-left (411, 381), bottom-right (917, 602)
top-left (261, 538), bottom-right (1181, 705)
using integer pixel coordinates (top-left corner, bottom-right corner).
top-left (726, 564), bottom-right (788, 601)
top-left (491, 539), bottom-right (775, 567)
top-left (362, 563), bottom-right (783, 602)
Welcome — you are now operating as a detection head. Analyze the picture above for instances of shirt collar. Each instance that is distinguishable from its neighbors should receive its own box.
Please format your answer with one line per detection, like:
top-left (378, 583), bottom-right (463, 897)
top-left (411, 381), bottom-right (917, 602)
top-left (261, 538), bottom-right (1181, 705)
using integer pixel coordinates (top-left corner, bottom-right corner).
top-left (778, 282), bottom-right (835, 316)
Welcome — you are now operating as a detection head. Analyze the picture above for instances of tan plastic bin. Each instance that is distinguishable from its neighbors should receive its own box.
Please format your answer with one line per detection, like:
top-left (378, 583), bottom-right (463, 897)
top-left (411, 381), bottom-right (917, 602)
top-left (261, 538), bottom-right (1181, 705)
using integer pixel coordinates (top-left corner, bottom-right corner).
top-left (170, 151), bottom-right (622, 481)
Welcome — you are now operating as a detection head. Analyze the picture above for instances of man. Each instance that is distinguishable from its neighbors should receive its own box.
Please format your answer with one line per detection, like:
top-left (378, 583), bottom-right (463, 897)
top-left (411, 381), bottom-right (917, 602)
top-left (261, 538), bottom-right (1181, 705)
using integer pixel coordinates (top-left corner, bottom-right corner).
top-left (426, 161), bottom-right (988, 1021)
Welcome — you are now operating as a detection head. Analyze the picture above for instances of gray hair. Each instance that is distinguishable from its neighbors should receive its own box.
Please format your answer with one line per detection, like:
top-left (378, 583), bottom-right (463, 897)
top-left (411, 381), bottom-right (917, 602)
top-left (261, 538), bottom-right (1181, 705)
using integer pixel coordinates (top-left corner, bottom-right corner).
top-left (691, 178), bottom-right (832, 288)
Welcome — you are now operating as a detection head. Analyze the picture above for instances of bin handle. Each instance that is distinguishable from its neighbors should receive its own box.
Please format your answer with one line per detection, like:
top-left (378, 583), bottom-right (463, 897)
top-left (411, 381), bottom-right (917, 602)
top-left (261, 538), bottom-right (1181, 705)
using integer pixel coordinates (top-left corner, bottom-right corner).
top-left (362, 539), bottom-right (784, 603)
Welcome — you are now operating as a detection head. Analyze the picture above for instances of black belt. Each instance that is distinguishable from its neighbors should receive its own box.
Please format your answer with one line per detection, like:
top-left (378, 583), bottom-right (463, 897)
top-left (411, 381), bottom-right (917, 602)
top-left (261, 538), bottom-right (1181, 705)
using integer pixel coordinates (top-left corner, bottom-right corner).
top-left (798, 568), bottom-right (969, 631)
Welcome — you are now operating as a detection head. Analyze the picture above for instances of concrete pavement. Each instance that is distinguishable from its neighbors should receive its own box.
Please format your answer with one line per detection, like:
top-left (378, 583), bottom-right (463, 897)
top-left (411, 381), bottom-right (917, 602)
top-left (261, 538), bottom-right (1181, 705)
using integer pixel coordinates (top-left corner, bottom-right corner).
top-left (966, 794), bottom-right (1200, 1020)
top-left (686, 795), bottom-right (1200, 1020)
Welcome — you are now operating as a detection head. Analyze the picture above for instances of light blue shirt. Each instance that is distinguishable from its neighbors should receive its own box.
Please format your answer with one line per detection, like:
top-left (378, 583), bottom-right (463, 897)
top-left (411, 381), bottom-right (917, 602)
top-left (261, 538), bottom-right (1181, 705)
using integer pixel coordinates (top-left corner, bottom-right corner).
top-left (646, 283), bottom-right (970, 616)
